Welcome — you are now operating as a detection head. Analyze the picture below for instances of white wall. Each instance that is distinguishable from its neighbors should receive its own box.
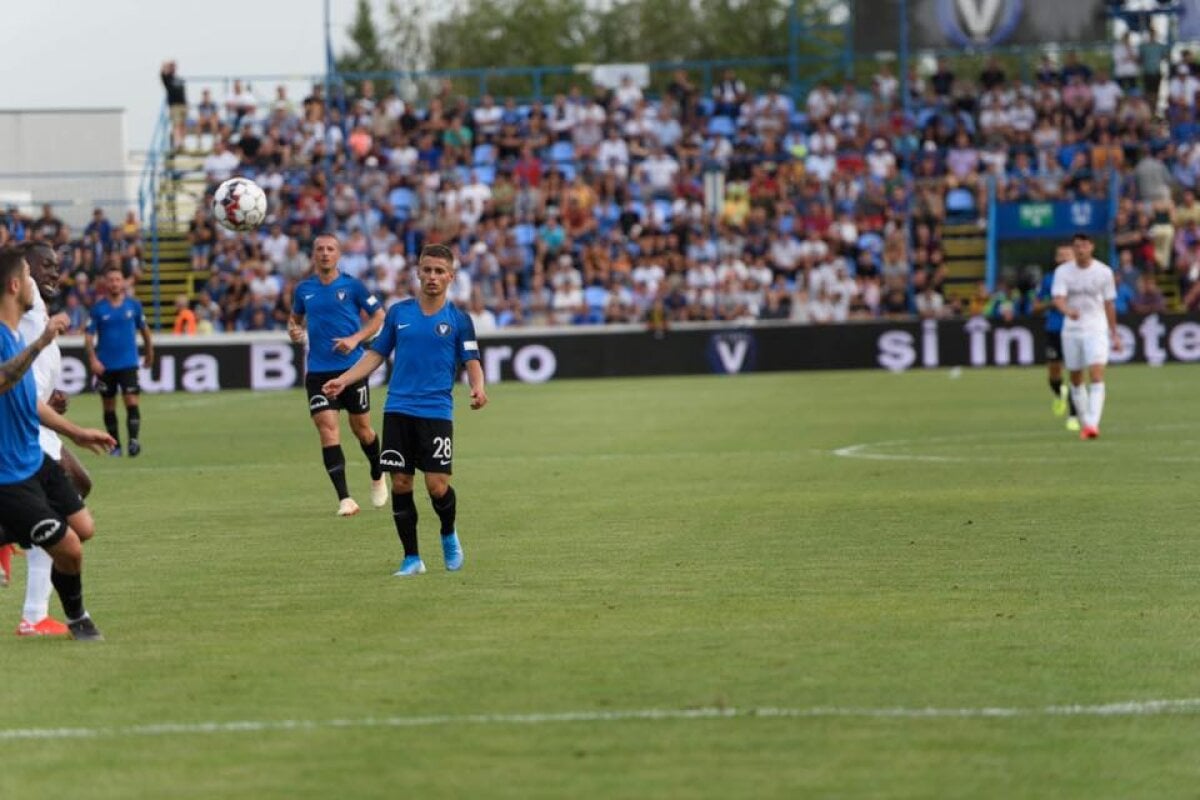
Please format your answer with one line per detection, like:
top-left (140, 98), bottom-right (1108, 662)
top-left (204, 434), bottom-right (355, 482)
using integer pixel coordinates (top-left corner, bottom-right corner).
top-left (0, 109), bottom-right (135, 230)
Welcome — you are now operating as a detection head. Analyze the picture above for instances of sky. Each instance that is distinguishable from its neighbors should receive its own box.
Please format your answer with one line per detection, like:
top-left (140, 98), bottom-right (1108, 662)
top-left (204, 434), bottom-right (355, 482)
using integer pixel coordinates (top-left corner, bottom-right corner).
top-left (0, 0), bottom-right (383, 157)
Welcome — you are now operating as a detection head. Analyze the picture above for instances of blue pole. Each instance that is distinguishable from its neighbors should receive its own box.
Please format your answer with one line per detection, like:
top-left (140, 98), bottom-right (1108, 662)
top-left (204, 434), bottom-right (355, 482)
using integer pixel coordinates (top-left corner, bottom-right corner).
top-left (788, 0), bottom-right (800, 103)
top-left (899, 0), bottom-right (911, 122)
top-left (986, 176), bottom-right (998, 292)
top-left (1109, 169), bottom-right (1120, 268)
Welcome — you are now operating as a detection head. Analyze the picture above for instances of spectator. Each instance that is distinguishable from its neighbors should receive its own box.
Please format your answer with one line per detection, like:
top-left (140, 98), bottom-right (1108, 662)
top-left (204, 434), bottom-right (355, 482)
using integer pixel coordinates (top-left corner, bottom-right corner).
top-left (1141, 31), bottom-right (1169, 103)
top-left (84, 208), bottom-right (112, 247)
top-left (161, 60), bottom-right (187, 150)
top-left (1132, 274), bottom-right (1166, 314)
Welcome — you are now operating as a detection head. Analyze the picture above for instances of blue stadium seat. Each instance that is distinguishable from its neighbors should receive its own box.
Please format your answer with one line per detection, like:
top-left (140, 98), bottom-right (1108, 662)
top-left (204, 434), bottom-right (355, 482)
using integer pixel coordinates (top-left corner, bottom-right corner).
top-left (945, 187), bottom-right (977, 222)
top-left (708, 116), bottom-right (736, 138)
top-left (697, 98), bottom-right (715, 118)
top-left (473, 143), bottom-right (497, 165)
top-left (473, 165), bottom-right (496, 185)
top-left (550, 141), bottom-right (575, 163)
top-left (789, 112), bottom-right (808, 131)
top-left (388, 187), bottom-right (416, 221)
top-left (1174, 122), bottom-right (1200, 144)
top-left (514, 222), bottom-right (537, 248)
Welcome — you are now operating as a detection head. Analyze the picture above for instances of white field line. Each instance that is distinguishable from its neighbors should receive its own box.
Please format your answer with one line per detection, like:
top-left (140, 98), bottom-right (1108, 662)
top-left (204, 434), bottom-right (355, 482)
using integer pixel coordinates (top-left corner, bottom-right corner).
top-left (3, 699), bottom-right (1200, 741)
top-left (831, 426), bottom-right (1200, 465)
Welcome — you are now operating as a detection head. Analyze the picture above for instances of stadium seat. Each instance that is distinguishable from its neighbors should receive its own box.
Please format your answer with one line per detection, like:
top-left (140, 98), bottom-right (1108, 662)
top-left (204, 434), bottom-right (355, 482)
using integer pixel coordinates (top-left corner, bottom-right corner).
top-left (697, 98), bottom-right (715, 118)
top-left (945, 187), bottom-right (977, 222)
top-left (708, 116), bottom-right (736, 138)
top-left (473, 143), bottom-right (497, 165)
top-left (789, 112), bottom-right (808, 131)
top-left (473, 165), bottom-right (496, 185)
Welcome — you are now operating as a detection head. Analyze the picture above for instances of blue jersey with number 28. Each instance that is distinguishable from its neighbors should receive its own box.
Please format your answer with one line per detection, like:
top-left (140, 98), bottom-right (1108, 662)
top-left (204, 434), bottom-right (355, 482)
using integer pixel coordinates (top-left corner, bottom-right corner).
top-left (371, 299), bottom-right (480, 421)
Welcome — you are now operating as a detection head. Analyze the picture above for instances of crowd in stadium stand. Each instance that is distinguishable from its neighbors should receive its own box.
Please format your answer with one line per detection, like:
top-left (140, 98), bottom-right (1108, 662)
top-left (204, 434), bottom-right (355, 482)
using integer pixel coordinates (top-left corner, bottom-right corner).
top-left (5, 39), bottom-right (1200, 333)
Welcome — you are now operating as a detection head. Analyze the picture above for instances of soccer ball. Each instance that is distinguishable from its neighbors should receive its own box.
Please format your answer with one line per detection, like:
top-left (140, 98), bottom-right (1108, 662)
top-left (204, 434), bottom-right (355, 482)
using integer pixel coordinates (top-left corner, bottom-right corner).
top-left (212, 177), bottom-right (267, 232)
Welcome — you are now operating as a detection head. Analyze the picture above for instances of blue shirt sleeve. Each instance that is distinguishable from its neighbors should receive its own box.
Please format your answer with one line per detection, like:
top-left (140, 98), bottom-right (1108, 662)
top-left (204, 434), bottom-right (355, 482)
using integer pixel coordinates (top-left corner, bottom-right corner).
top-left (85, 310), bottom-right (97, 335)
top-left (133, 300), bottom-right (146, 328)
top-left (292, 283), bottom-right (306, 316)
top-left (457, 309), bottom-right (480, 363)
top-left (354, 279), bottom-right (381, 315)
top-left (371, 306), bottom-right (398, 357)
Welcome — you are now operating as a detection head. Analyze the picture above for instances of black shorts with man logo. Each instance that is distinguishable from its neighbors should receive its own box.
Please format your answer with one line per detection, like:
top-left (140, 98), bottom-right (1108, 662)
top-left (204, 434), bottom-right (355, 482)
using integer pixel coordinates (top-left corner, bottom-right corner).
top-left (380, 413), bottom-right (454, 475)
top-left (0, 455), bottom-right (84, 550)
top-left (306, 371), bottom-right (371, 416)
top-left (95, 367), bottom-right (140, 398)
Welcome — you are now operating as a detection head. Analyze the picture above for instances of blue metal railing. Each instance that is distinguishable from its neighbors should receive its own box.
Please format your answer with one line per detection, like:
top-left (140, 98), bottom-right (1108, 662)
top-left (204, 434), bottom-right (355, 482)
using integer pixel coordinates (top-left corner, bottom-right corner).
top-left (138, 101), bottom-right (170, 329)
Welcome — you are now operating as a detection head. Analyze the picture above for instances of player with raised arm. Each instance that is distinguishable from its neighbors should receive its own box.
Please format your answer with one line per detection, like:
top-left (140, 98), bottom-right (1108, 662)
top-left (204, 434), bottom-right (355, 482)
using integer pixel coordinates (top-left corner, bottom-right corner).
top-left (1051, 233), bottom-right (1122, 440)
top-left (288, 233), bottom-right (388, 516)
top-left (1037, 244), bottom-right (1081, 432)
top-left (0, 247), bottom-right (115, 641)
top-left (323, 243), bottom-right (487, 576)
top-left (85, 263), bottom-right (154, 457)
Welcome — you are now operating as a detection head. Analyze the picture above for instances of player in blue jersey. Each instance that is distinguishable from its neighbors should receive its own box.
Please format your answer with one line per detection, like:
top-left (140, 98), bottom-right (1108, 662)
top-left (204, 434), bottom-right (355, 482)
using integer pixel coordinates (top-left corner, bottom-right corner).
top-left (0, 247), bottom-right (115, 641)
top-left (84, 263), bottom-right (155, 456)
top-left (1036, 244), bottom-right (1080, 431)
top-left (288, 233), bottom-right (388, 517)
top-left (322, 243), bottom-right (487, 576)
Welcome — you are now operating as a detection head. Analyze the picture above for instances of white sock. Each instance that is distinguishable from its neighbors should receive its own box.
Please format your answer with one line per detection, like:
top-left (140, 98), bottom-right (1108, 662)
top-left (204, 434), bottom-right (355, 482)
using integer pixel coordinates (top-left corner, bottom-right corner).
top-left (1070, 384), bottom-right (1089, 425)
top-left (22, 546), bottom-right (54, 623)
top-left (1088, 382), bottom-right (1106, 429)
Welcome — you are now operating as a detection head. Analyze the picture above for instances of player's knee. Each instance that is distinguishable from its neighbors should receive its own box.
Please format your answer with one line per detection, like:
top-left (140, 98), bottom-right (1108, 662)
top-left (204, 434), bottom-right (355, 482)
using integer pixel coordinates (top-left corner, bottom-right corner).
top-left (391, 473), bottom-right (414, 493)
top-left (74, 470), bottom-right (93, 500)
top-left (47, 533), bottom-right (83, 572)
top-left (425, 475), bottom-right (449, 498)
top-left (69, 514), bottom-right (95, 542)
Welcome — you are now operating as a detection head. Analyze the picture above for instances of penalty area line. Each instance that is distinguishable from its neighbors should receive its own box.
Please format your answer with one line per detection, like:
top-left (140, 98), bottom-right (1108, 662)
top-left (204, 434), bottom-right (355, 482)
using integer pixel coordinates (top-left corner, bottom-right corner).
top-left (4, 698), bottom-right (1200, 741)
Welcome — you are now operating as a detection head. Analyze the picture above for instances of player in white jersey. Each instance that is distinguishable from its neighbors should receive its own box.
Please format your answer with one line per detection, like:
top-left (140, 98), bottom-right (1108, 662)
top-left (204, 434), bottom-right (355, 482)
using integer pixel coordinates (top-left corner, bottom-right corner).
top-left (14, 242), bottom-right (97, 635)
top-left (1050, 233), bottom-right (1122, 440)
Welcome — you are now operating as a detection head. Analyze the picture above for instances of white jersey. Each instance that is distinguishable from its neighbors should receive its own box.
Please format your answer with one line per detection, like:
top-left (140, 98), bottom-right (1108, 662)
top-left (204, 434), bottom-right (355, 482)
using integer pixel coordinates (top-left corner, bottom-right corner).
top-left (17, 286), bottom-right (62, 460)
top-left (1050, 259), bottom-right (1116, 337)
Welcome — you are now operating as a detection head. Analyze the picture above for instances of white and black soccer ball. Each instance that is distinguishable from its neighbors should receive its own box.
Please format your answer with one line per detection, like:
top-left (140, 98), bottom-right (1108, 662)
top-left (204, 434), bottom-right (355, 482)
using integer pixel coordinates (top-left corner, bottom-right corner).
top-left (212, 177), bottom-right (268, 232)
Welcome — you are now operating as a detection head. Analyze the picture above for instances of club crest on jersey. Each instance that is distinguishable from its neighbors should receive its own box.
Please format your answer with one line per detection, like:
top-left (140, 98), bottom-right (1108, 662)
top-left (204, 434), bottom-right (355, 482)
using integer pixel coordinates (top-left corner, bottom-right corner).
top-left (337, 289), bottom-right (347, 301)
top-left (436, 323), bottom-right (451, 336)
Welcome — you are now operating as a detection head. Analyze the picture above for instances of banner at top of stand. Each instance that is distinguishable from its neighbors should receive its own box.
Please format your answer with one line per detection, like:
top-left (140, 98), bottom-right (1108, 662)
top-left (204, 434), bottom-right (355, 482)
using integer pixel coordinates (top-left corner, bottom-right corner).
top-left (853, 0), bottom-right (1108, 53)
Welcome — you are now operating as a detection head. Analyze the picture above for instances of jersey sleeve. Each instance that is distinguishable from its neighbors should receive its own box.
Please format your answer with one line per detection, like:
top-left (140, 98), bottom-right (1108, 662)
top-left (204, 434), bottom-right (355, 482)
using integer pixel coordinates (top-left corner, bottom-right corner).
top-left (354, 279), bottom-right (381, 315)
top-left (85, 308), bottom-right (98, 335)
top-left (1036, 275), bottom-right (1052, 303)
top-left (456, 309), bottom-right (480, 363)
top-left (291, 283), bottom-right (306, 316)
top-left (1050, 267), bottom-right (1066, 298)
top-left (1103, 270), bottom-right (1117, 302)
top-left (133, 300), bottom-right (146, 328)
top-left (370, 306), bottom-right (398, 357)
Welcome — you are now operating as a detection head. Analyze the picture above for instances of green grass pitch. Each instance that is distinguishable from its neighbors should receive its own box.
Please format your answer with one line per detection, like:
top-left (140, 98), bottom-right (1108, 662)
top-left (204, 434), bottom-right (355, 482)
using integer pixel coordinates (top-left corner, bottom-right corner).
top-left (3, 367), bottom-right (1200, 798)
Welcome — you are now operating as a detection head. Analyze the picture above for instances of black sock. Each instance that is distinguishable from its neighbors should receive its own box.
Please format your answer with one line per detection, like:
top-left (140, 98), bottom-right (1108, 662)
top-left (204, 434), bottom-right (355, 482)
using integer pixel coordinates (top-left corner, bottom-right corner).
top-left (103, 410), bottom-right (120, 447)
top-left (432, 486), bottom-right (457, 536)
top-left (391, 491), bottom-right (419, 557)
top-left (1049, 378), bottom-right (1062, 397)
top-left (322, 445), bottom-right (350, 500)
top-left (360, 435), bottom-right (382, 481)
top-left (127, 406), bottom-right (141, 442)
top-left (1067, 388), bottom-right (1078, 417)
top-left (50, 567), bottom-right (85, 621)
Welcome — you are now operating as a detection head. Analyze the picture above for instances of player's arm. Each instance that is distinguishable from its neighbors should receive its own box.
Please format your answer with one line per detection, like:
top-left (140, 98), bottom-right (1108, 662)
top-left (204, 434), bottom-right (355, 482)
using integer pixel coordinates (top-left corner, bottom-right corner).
top-left (322, 350), bottom-right (386, 397)
top-left (139, 321), bottom-right (155, 368)
top-left (1050, 272), bottom-right (1078, 320)
top-left (83, 330), bottom-right (104, 374)
top-left (0, 314), bottom-right (67, 395)
top-left (466, 359), bottom-right (488, 410)
top-left (287, 312), bottom-right (307, 344)
top-left (1105, 274), bottom-right (1122, 352)
top-left (332, 306), bottom-right (385, 354)
top-left (37, 401), bottom-right (116, 455)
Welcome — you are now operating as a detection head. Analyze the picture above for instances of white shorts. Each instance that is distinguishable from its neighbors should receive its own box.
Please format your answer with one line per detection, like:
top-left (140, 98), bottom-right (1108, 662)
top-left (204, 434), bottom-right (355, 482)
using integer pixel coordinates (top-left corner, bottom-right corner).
top-left (1062, 332), bottom-right (1109, 371)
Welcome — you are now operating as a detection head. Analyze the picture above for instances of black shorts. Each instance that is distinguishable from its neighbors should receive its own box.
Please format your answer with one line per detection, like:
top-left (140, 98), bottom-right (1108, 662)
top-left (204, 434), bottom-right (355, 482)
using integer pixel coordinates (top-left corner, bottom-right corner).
top-left (96, 367), bottom-right (140, 398)
top-left (306, 371), bottom-right (370, 416)
top-left (1045, 330), bottom-right (1063, 363)
top-left (381, 413), bottom-right (454, 475)
top-left (0, 455), bottom-right (84, 550)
